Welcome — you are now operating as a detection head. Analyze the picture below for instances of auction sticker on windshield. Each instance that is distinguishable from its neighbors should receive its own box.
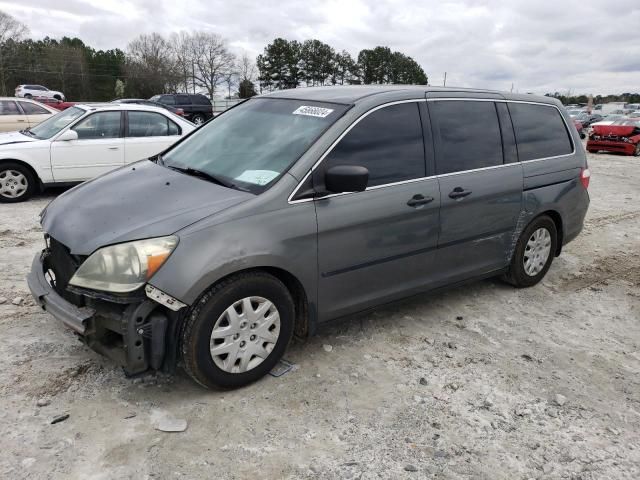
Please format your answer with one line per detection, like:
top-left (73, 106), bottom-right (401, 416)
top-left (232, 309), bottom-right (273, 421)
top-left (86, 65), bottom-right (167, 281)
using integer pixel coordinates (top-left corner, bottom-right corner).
top-left (235, 170), bottom-right (280, 186)
top-left (293, 105), bottom-right (334, 118)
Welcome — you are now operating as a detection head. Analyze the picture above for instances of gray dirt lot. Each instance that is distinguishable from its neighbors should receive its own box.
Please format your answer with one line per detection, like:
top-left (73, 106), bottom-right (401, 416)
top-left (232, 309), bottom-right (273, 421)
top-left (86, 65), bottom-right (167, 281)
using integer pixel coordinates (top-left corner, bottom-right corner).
top-left (0, 149), bottom-right (639, 480)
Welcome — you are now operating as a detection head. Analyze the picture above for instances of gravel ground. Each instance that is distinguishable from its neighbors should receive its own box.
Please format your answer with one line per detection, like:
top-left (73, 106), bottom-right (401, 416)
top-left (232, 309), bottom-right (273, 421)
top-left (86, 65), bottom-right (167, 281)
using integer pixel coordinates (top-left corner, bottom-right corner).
top-left (0, 149), bottom-right (639, 480)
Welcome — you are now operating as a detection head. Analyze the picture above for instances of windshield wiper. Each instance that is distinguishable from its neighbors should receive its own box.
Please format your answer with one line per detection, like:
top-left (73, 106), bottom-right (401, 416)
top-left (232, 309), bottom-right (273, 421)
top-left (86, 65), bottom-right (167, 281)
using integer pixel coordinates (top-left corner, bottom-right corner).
top-left (167, 165), bottom-right (238, 189)
top-left (20, 129), bottom-right (35, 137)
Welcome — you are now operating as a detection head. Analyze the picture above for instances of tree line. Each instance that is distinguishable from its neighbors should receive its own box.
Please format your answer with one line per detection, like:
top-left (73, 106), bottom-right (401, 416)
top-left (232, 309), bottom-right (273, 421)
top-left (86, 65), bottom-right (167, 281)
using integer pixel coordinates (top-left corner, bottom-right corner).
top-left (256, 39), bottom-right (428, 90)
top-left (0, 10), bottom-right (429, 102)
top-left (545, 92), bottom-right (640, 106)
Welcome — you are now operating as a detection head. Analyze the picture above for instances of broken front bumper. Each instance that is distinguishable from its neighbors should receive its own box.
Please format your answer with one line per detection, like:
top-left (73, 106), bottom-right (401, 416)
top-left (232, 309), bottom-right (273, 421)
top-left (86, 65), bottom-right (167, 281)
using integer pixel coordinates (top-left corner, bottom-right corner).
top-left (586, 141), bottom-right (636, 155)
top-left (27, 252), bottom-right (180, 375)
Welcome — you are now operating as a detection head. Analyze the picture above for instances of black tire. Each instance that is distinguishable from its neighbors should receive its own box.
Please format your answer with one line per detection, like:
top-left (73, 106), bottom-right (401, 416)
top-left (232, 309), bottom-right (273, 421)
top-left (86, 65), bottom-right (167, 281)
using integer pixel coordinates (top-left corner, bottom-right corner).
top-left (53, 94), bottom-right (62, 101)
top-left (587, 149), bottom-right (597, 154)
top-left (181, 272), bottom-right (295, 389)
top-left (24, 93), bottom-right (32, 99)
top-left (503, 215), bottom-right (558, 288)
top-left (0, 162), bottom-right (37, 203)
top-left (634, 144), bottom-right (640, 157)
top-left (191, 114), bottom-right (205, 126)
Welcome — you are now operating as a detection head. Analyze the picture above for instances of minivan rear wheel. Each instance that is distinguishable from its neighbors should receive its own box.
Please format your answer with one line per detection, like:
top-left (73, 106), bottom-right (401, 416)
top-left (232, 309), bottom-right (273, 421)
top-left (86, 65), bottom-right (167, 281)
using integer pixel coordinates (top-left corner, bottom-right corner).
top-left (503, 215), bottom-right (557, 288)
top-left (181, 272), bottom-right (295, 389)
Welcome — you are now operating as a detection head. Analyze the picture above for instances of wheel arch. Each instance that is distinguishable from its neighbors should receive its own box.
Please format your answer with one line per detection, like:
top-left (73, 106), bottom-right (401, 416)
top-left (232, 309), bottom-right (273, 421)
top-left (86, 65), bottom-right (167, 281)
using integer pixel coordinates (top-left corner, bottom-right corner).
top-left (534, 209), bottom-right (564, 256)
top-left (190, 266), bottom-right (313, 339)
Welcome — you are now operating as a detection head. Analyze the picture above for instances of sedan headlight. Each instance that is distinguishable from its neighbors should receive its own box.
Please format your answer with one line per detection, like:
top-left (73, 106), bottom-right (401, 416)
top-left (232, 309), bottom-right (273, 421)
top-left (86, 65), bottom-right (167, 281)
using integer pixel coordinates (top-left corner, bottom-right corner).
top-left (69, 236), bottom-right (178, 293)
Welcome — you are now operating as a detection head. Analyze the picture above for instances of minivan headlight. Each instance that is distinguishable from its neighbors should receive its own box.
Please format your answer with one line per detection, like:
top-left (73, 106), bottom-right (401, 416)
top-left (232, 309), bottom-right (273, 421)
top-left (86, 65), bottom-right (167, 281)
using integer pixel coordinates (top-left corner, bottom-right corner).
top-left (69, 236), bottom-right (178, 293)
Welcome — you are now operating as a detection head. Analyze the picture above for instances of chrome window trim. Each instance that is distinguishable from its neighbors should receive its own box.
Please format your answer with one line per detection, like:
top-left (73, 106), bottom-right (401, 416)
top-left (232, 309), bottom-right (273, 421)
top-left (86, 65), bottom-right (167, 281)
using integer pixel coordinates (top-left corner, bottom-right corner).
top-left (287, 98), bottom-right (577, 205)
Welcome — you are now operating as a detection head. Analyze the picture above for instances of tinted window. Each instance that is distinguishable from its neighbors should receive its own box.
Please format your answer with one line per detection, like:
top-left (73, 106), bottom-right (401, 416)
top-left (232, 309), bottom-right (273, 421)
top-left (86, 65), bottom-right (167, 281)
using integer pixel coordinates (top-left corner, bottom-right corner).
top-left (192, 95), bottom-right (211, 105)
top-left (72, 111), bottom-right (121, 139)
top-left (128, 111), bottom-right (179, 137)
top-left (19, 102), bottom-right (49, 115)
top-left (160, 95), bottom-right (175, 105)
top-left (508, 103), bottom-right (573, 161)
top-left (0, 100), bottom-right (20, 115)
top-left (176, 95), bottom-right (191, 105)
top-left (323, 102), bottom-right (425, 187)
top-left (431, 100), bottom-right (503, 174)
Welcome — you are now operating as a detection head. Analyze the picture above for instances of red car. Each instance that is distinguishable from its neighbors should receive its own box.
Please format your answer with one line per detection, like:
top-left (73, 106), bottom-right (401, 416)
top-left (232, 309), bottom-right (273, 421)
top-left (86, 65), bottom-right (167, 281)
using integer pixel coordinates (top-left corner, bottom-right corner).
top-left (587, 119), bottom-right (640, 156)
top-left (36, 97), bottom-right (76, 110)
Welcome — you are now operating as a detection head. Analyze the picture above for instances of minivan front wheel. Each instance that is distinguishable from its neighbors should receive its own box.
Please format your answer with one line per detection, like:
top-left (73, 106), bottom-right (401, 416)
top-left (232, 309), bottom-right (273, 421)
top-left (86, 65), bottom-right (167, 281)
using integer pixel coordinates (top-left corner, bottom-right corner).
top-left (181, 272), bottom-right (295, 389)
top-left (503, 215), bottom-right (557, 288)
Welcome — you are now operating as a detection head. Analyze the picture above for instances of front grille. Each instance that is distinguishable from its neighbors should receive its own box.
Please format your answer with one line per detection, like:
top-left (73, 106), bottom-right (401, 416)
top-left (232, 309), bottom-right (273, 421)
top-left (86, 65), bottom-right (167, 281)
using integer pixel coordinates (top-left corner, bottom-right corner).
top-left (43, 236), bottom-right (86, 307)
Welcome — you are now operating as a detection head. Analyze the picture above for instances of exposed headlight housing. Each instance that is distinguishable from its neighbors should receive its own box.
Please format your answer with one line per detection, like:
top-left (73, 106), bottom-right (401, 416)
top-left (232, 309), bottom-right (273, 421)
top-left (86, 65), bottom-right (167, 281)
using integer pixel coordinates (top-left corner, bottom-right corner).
top-left (69, 236), bottom-right (178, 293)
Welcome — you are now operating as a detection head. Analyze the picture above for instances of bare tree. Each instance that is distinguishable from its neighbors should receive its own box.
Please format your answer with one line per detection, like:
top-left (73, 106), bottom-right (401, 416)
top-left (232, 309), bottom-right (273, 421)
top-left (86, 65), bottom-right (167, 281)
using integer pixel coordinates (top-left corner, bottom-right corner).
top-left (238, 52), bottom-right (257, 83)
top-left (0, 10), bottom-right (28, 95)
top-left (170, 31), bottom-right (194, 93)
top-left (126, 33), bottom-right (178, 96)
top-left (189, 32), bottom-right (236, 99)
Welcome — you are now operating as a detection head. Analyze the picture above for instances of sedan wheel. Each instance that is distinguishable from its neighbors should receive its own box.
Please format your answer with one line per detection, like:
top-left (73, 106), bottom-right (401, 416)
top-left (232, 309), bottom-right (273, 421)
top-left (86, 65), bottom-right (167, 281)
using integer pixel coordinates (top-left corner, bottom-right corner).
top-left (0, 163), bottom-right (35, 203)
top-left (634, 143), bottom-right (640, 157)
top-left (192, 114), bottom-right (205, 126)
top-left (209, 296), bottom-right (281, 374)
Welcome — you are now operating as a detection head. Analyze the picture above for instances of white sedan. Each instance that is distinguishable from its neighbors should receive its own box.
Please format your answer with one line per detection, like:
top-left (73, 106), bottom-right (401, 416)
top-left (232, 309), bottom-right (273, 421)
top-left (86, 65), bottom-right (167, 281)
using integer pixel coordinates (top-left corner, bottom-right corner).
top-left (0, 103), bottom-right (195, 202)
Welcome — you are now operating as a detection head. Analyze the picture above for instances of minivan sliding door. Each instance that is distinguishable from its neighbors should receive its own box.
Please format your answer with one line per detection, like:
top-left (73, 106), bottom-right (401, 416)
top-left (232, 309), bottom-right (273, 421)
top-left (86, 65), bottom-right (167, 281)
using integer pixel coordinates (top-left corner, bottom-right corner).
top-left (428, 99), bottom-right (523, 281)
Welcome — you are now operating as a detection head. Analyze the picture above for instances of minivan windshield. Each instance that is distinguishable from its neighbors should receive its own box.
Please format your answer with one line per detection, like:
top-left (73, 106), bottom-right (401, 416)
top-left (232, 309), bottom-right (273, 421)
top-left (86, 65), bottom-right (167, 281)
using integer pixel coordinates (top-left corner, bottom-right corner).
top-left (27, 106), bottom-right (86, 140)
top-left (161, 98), bottom-right (348, 193)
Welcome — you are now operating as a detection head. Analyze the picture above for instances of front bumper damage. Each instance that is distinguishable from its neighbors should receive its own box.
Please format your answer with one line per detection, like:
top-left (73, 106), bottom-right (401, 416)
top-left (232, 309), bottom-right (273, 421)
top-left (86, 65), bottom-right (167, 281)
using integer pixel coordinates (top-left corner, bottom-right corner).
top-left (27, 251), bottom-right (184, 375)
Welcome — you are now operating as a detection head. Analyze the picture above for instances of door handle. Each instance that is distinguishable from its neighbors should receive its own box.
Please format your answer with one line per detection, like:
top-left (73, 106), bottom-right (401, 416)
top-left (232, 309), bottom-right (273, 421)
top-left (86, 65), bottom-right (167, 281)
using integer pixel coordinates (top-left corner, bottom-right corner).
top-left (108, 146), bottom-right (120, 150)
top-left (448, 187), bottom-right (472, 199)
top-left (17, 119), bottom-right (25, 122)
top-left (407, 194), bottom-right (434, 207)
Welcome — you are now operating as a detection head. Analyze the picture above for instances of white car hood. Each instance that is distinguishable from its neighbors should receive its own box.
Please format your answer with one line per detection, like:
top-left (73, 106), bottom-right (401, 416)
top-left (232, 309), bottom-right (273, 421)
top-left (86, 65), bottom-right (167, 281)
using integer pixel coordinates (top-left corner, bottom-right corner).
top-left (0, 131), bottom-right (38, 146)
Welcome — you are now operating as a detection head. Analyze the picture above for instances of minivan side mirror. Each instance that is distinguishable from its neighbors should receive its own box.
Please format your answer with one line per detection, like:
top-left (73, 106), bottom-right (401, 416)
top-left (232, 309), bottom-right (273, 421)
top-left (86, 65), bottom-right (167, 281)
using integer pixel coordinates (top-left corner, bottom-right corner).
top-left (325, 165), bottom-right (369, 194)
top-left (56, 130), bottom-right (78, 142)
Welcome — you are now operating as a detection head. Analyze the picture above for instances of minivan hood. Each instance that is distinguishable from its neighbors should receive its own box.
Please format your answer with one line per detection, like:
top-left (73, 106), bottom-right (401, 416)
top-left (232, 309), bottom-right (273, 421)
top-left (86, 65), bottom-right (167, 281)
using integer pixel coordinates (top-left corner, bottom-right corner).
top-left (0, 131), bottom-right (38, 145)
top-left (41, 160), bottom-right (254, 254)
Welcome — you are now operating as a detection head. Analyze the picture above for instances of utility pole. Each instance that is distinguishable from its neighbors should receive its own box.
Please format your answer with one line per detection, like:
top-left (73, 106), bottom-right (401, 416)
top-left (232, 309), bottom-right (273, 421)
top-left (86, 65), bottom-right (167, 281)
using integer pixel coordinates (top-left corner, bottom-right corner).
top-left (192, 61), bottom-right (196, 94)
top-left (510, 82), bottom-right (514, 93)
top-left (443, 72), bottom-right (447, 87)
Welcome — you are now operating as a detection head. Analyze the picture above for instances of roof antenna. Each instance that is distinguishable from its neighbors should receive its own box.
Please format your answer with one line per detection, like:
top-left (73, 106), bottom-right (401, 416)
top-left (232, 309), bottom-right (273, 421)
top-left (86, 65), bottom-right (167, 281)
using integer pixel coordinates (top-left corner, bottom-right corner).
top-left (443, 72), bottom-right (447, 87)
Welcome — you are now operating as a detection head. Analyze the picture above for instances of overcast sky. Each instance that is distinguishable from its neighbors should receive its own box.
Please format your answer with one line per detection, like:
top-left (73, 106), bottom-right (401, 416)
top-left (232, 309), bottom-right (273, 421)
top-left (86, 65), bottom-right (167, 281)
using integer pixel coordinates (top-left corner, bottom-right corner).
top-left (2, 0), bottom-right (639, 95)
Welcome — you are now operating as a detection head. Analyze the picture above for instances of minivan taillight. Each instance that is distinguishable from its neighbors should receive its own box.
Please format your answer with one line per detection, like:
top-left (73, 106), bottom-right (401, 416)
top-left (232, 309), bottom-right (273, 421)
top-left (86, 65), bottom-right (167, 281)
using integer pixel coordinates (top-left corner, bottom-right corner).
top-left (580, 167), bottom-right (590, 189)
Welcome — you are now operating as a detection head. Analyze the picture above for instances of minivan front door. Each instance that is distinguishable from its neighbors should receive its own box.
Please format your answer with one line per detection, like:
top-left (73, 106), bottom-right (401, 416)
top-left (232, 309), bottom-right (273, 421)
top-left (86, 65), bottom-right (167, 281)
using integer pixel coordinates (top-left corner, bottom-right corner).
top-left (428, 99), bottom-right (523, 280)
top-left (313, 101), bottom-right (441, 321)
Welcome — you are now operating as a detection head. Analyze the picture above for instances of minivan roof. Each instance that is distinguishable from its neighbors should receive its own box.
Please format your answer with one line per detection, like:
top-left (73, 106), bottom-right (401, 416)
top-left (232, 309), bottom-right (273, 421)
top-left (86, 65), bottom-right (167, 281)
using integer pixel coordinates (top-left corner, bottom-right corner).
top-left (261, 85), bottom-right (559, 106)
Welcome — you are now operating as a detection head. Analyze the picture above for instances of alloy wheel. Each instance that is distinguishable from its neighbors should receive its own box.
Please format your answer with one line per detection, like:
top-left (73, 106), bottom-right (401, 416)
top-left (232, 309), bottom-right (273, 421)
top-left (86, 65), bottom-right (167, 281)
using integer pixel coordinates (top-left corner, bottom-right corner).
top-left (209, 296), bottom-right (281, 373)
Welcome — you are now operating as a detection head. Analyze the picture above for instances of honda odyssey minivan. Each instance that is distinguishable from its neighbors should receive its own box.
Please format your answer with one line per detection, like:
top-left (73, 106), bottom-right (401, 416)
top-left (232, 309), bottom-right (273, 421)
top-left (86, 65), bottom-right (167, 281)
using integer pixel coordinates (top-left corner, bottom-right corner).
top-left (28, 86), bottom-right (590, 389)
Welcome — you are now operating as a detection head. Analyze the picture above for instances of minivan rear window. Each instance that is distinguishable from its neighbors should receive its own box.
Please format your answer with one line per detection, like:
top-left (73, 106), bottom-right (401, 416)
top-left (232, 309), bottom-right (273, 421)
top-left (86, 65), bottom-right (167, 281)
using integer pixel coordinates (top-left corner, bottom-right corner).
top-left (431, 100), bottom-right (503, 174)
top-left (508, 103), bottom-right (573, 161)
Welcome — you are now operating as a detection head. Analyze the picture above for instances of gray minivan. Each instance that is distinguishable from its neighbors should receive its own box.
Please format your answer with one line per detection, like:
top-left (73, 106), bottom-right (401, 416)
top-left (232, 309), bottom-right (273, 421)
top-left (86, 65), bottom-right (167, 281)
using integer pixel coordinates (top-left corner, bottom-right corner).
top-left (28, 86), bottom-right (590, 389)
